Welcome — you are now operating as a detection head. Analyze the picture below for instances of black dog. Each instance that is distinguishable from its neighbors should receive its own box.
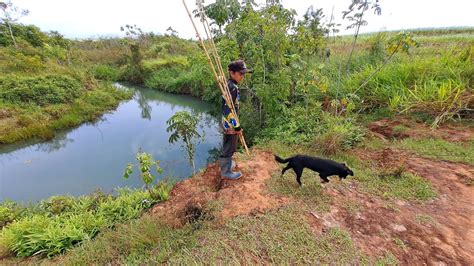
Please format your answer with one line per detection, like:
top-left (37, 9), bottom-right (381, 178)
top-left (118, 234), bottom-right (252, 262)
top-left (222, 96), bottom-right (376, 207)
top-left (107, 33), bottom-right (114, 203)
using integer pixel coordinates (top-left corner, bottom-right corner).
top-left (275, 154), bottom-right (354, 186)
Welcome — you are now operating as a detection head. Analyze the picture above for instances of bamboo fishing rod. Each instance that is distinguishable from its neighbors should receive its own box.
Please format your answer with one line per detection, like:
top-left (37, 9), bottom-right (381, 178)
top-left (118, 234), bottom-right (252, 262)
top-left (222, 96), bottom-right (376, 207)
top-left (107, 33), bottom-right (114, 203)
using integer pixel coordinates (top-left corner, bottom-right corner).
top-left (182, 0), bottom-right (250, 156)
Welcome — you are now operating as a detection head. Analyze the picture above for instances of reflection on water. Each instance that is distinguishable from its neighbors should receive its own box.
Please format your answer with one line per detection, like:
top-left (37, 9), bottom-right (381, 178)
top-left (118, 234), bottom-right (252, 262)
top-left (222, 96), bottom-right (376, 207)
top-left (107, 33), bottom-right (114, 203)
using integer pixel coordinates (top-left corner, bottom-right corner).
top-left (0, 83), bottom-right (222, 203)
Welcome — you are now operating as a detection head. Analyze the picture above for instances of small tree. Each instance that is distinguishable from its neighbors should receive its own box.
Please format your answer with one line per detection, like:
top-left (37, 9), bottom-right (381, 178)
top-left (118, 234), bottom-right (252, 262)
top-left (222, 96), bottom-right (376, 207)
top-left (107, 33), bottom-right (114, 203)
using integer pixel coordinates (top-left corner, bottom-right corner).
top-left (124, 152), bottom-right (170, 201)
top-left (120, 24), bottom-right (145, 83)
top-left (343, 0), bottom-right (381, 72)
top-left (0, 0), bottom-right (29, 48)
top-left (166, 111), bottom-right (203, 174)
top-left (124, 152), bottom-right (163, 192)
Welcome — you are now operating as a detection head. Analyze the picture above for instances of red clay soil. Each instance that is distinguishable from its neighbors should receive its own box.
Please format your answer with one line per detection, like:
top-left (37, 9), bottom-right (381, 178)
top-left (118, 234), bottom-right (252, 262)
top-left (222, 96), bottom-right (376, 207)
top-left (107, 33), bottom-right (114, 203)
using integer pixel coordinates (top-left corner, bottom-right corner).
top-left (309, 148), bottom-right (474, 264)
top-left (368, 117), bottom-right (474, 142)
top-left (150, 149), bottom-right (289, 227)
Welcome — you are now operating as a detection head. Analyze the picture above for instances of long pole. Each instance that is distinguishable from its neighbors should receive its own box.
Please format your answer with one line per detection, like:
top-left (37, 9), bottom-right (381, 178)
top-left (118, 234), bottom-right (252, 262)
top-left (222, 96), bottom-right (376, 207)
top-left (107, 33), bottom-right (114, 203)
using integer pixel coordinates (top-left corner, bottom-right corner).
top-left (182, 0), bottom-right (250, 155)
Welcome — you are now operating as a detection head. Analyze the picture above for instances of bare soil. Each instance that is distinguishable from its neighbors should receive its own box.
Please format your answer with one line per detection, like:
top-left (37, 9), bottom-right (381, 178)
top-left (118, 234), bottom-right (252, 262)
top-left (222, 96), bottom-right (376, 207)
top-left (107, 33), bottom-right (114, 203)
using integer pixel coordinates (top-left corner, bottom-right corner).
top-left (368, 117), bottom-right (474, 142)
top-left (151, 150), bottom-right (289, 227)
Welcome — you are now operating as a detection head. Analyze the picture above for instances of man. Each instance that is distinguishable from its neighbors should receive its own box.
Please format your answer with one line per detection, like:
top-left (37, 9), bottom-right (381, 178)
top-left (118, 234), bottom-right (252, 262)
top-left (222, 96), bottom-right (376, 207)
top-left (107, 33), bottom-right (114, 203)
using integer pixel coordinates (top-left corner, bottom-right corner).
top-left (219, 59), bottom-right (252, 180)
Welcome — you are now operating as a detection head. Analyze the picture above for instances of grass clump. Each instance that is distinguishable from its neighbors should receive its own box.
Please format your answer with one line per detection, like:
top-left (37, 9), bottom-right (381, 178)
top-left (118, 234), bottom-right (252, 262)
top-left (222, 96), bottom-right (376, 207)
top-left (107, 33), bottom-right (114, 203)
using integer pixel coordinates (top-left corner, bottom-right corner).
top-left (396, 138), bottom-right (474, 164)
top-left (312, 114), bottom-right (366, 155)
top-left (93, 65), bottom-right (120, 81)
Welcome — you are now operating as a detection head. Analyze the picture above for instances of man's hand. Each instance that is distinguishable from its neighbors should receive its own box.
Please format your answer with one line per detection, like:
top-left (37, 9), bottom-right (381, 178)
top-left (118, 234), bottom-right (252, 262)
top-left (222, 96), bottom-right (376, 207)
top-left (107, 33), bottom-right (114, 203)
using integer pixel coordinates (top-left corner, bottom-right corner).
top-left (225, 128), bottom-right (243, 135)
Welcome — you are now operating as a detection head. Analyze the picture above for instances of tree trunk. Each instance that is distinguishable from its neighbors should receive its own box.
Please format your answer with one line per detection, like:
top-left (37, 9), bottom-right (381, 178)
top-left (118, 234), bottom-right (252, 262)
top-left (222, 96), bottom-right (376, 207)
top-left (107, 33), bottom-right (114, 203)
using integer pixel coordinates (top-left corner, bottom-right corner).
top-left (5, 19), bottom-right (17, 48)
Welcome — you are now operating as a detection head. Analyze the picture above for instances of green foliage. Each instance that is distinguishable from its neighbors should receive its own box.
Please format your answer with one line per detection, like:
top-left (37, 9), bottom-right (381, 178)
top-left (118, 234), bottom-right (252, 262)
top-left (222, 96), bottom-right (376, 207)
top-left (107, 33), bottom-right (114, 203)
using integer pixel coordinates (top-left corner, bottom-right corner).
top-left (167, 111), bottom-right (203, 172)
top-left (257, 104), bottom-right (322, 144)
top-left (201, 0), bottom-right (241, 34)
top-left (39, 196), bottom-right (76, 215)
top-left (0, 187), bottom-right (171, 258)
top-left (313, 114), bottom-right (366, 155)
top-left (93, 65), bottom-right (119, 81)
top-left (0, 74), bottom-right (83, 106)
top-left (124, 152), bottom-right (163, 191)
top-left (257, 106), bottom-right (365, 151)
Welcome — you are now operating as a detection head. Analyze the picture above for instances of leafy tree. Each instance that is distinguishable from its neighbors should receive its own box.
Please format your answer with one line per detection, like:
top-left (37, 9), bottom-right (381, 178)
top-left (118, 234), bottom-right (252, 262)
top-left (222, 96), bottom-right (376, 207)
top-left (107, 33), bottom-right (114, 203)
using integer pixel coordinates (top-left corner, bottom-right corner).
top-left (196, 0), bottom-right (241, 35)
top-left (166, 111), bottom-right (203, 174)
top-left (0, 0), bottom-right (29, 48)
top-left (165, 26), bottom-right (178, 37)
top-left (120, 24), bottom-right (145, 82)
top-left (293, 6), bottom-right (326, 57)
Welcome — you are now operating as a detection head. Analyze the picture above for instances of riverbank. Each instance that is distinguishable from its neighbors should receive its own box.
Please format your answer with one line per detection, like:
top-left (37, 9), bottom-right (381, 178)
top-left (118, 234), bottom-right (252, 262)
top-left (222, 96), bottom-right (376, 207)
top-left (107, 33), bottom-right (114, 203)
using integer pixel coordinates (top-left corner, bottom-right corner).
top-left (0, 80), bottom-right (132, 145)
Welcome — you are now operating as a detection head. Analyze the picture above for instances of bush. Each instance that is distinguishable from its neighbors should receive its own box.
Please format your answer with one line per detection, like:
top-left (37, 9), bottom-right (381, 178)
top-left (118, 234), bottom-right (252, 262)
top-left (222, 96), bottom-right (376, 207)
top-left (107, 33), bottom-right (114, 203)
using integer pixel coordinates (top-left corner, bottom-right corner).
top-left (93, 65), bottom-right (120, 81)
top-left (313, 114), bottom-right (366, 155)
top-left (0, 75), bottom-right (83, 106)
top-left (257, 104), bottom-right (323, 144)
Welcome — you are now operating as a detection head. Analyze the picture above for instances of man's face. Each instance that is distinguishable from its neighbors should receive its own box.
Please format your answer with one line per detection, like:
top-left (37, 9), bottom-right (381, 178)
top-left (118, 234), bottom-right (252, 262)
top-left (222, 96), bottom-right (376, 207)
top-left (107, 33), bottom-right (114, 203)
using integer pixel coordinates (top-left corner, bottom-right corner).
top-left (230, 71), bottom-right (245, 83)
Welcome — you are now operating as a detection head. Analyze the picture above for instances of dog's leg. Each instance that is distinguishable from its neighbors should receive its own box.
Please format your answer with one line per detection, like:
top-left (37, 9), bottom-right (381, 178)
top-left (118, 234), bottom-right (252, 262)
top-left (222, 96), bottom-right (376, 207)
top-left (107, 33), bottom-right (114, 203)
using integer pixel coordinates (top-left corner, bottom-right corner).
top-left (281, 165), bottom-right (292, 177)
top-left (320, 175), bottom-right (330, 183)
top-left (294, 168), bottom-right (303, 186)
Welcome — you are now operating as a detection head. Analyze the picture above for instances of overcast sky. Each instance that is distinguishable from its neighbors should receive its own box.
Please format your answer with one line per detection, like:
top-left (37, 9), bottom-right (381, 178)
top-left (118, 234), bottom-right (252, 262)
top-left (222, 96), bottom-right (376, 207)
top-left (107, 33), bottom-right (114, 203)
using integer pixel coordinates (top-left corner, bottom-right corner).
top-left (11, 0), bottom-right (474, 39)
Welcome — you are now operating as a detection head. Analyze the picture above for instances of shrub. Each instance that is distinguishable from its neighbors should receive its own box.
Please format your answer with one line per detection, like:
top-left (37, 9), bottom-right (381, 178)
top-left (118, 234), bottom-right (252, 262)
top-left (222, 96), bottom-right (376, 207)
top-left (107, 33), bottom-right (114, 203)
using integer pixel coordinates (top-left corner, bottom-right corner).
top-left (93, 65), bottom-right (120, 81)
top-left (39, 196), bottom-right (76, 215)
top-left (257, 104), bottom-right (323, 144)
top-left (313, 114), bottom-right (366, 155)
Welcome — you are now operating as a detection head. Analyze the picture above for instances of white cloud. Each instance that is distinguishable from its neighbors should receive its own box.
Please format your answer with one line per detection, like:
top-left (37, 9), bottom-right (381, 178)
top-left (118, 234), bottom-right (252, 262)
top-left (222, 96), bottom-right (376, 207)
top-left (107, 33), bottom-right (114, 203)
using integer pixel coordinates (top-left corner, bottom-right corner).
top-left (11, 0), bottom-right (474, 39)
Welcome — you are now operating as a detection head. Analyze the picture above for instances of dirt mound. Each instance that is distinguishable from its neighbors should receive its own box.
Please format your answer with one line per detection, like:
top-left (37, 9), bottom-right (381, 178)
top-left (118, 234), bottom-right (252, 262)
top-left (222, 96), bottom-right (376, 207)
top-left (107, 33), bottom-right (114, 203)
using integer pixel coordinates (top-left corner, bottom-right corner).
top-left (368, 118), bottom-right (474, 142)
top-left (309, 148), bottom-right (474, 264)
top-left (151, 150), bottom-right (289, 227)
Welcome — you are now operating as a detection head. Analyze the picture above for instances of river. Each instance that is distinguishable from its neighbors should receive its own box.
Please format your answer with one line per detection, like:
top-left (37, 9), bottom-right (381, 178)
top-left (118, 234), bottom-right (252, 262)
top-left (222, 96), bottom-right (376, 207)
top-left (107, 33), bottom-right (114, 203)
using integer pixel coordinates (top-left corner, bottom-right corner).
top-left (0, 83), bottom-right (222, 203)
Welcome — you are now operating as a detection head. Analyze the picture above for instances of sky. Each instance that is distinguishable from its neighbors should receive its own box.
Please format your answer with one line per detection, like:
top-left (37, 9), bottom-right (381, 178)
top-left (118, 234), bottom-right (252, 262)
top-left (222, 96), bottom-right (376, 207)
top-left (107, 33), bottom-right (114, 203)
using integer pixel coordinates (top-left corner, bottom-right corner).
top-left (10, 0), bottom-right (474, 39)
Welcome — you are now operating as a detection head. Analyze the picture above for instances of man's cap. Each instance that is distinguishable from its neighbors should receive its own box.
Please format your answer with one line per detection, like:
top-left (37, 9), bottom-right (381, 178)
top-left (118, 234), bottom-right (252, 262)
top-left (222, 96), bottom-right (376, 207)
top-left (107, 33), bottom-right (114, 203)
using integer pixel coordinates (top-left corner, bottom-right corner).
top-left (228, 60), bottom-right (253, 74)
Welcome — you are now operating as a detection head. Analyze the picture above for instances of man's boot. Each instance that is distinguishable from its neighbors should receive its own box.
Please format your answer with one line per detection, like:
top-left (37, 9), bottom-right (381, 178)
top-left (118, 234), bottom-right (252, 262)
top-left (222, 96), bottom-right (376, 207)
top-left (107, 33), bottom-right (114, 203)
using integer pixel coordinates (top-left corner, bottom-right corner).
top-left (220, 157), bottom-right (242, 180)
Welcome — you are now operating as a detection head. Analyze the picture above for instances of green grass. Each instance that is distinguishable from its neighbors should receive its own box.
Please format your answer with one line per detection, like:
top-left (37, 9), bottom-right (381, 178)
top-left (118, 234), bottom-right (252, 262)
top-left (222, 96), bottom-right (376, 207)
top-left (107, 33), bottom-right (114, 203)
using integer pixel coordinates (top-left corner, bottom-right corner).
top-left (396, 138), bottom-right (474, 164)
top-left (61, 215), bottom-right (197, 265)
top-left (334, 153), bottom-right (437, 202)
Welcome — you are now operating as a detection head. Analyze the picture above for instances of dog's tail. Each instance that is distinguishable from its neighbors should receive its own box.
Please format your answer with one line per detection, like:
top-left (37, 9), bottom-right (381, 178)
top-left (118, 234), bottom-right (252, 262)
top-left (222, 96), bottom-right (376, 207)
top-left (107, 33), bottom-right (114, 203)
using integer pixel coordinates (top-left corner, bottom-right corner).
top-left (274, 155), bottom-right (291, 164)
